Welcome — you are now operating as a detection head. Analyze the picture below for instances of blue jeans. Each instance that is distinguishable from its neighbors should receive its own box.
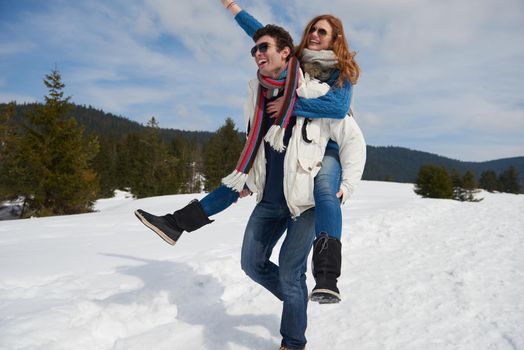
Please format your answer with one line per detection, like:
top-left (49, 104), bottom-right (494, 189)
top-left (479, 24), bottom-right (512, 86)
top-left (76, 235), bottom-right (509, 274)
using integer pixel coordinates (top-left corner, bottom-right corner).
top-left (200, 185), bottom-right (240, 217)
top-left (314, 147), bottom-right (343, 240)
top-left (241, 201), bottom-right (315, 350)
top-left (200, 148), bottom-right (343, 240)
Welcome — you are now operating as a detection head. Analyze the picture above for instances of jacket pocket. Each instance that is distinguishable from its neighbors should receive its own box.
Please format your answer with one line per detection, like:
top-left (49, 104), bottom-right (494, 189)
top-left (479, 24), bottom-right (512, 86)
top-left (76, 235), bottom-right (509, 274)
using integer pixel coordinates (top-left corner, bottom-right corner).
top-left (297, 156), bottom-right (321, 174)
top-left (288, 157), bottom-right (321, 206)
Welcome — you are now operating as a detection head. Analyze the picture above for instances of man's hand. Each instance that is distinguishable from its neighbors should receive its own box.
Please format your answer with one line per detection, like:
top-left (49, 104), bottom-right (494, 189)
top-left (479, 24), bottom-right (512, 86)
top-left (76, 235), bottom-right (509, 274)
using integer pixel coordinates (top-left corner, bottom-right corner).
top-left (239, 188), bottom-right (252, 198)
top-left (267, 97), bottom-right (284, 117)
top-left (336, 190), bottom-right (343, 198)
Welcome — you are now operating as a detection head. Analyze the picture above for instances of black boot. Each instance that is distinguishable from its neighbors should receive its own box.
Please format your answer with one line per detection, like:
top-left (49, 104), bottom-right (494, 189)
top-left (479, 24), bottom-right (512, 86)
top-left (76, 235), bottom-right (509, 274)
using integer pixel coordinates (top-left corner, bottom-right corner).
top-left (134, 199), bottom-right (213, 245)
top-left (310, 234), bottom-right (342, 304)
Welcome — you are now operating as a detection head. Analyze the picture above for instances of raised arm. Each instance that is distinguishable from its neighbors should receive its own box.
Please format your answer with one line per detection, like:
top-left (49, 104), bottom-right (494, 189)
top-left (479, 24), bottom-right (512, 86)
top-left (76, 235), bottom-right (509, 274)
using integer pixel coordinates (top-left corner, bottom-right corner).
top-left (220, 1), bottom-right (351, 120)
top-left (220, 1), bottom-right (264, 39)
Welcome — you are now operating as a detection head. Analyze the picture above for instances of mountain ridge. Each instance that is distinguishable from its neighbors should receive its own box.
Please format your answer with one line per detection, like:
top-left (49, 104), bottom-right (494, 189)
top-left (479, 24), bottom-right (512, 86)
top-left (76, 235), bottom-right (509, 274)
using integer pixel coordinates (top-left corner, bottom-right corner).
top-left (3, 102), bottom-right (523, 186)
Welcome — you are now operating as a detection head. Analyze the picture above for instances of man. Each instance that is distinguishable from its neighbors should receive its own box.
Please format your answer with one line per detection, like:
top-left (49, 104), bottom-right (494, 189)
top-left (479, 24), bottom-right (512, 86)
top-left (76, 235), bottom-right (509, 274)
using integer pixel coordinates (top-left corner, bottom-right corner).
top-left (236, 25), bottom-right (314, 350)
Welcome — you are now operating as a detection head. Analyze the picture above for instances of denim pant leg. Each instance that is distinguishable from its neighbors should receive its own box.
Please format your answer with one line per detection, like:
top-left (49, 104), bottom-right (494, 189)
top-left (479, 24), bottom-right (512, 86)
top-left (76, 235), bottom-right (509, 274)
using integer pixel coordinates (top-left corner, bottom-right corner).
top-left (241, 202), bottom-right (315, 349)
top-left (199, 185), bottom-right (240, 217)
top-left (241, 201), bottom-right (289, 301)
top-left (314, 148), bottom-right (343, 239)
top-left (278, 207), bottom-right (316, 349)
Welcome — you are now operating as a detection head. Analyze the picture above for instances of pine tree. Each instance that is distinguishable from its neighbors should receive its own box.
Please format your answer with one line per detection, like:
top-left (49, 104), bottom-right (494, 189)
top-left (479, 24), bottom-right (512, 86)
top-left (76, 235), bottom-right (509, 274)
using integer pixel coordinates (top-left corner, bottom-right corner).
top-left (187, 138), bottom-right (204, 193)
top-left (203, 118), bottom-right (244, 191)
top-left (0, 70), bottom-right (99, 217)
top-left (117, 117), bottom-right (182, 198)
top-left (414, 164), bottom-right (453, 199)
top-left (0, 103), bottom-right (15, 145)
top-left (115, 133), bottom-right (142, 191)
top-left (0, 103), bottom-right (25, 202)
top-left (479, 170), bottom-right (500, 192)
top-left (499, 166), bottom-right (521, 194)
top-left (170, 135), bottom-right (196, 193)
top-left (460, 170), bottom-right (478, 201)
top-left (450, 169), bottom-right (463, 200)
top-left (92, 135), bottom-right (119, 197)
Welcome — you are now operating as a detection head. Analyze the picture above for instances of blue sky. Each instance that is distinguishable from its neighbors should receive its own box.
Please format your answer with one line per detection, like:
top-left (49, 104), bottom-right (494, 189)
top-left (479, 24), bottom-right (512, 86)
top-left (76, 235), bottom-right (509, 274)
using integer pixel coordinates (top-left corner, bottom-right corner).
top-left (1, 0), bottom-right (523, 162)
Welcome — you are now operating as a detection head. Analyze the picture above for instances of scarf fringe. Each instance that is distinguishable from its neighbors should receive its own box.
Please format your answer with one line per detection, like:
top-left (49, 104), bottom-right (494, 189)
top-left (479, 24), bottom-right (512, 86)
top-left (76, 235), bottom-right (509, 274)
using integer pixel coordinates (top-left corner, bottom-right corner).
top-left (221, 170), bottom-right (248, 192)
top-left (264, 125), bottom-right (286, 152)
top-left (225, 58), bottom-right (299, 189)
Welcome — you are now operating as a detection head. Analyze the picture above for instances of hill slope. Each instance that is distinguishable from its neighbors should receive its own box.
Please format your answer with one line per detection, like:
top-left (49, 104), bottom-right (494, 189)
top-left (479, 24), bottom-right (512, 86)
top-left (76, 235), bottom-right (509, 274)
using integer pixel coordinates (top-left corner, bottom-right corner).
top-left (2, 102), bottom-right (523, 186)
top-left (365, 146), bottom-right (524, 185)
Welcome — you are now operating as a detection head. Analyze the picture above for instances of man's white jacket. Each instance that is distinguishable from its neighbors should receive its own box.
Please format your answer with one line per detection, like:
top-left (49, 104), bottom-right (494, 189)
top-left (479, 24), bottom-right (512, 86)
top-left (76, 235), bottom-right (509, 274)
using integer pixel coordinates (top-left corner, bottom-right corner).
top-left (244, 71), bottom-right (367, 218)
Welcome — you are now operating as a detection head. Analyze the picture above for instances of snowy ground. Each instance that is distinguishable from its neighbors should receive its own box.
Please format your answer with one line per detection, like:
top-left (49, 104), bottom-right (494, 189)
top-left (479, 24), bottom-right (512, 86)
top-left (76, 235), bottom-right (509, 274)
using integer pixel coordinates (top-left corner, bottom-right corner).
top-left (1, 182), bottom-right (523, 350)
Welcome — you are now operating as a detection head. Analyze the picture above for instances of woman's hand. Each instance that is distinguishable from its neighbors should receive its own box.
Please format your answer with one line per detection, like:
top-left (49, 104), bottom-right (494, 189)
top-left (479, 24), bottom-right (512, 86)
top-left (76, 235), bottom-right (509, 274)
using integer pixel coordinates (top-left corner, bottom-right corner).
top-left (267, 97), bottom-right (284, 117)
top-left (221, 0), bottom-right (241, 15)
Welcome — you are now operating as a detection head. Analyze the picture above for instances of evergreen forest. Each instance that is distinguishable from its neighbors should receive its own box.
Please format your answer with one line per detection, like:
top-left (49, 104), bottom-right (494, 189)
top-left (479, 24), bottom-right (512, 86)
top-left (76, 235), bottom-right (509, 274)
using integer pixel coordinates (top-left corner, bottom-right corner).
top-left (1, 70), bottom-right (522, 218)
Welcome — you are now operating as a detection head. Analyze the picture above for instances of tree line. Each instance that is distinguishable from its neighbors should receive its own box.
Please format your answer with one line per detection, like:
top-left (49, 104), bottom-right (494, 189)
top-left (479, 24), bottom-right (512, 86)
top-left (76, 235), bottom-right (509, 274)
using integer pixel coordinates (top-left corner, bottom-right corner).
top-left (1, 70), bottom-right (521, 218)
top-left (414, 164), bottom-right (521, 201)
top-left (0, 70), bottom-right (243, 218)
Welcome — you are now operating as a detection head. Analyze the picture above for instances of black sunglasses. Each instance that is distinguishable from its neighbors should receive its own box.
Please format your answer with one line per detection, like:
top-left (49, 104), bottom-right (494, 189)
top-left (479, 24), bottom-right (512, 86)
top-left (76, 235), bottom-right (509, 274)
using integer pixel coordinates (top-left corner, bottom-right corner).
top-left (309, 26), bottom-right (328, 37)
top-left (251, 42), bottom-right (271, 57)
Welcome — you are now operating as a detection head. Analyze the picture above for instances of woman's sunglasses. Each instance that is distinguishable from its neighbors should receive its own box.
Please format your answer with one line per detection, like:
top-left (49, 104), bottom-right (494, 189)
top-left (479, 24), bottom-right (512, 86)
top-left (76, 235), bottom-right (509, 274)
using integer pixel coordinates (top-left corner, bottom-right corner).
top-left (251, 42), bottom-right (271, 57)
top-left (309, 26), bottom-right (328, 37)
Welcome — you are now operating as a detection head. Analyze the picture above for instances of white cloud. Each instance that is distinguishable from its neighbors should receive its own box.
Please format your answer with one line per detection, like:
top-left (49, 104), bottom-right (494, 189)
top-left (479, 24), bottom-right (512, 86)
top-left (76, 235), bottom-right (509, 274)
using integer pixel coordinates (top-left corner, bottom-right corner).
top-left (1, 0), bottom-right (523, 160)
top-left (67, 68), bottom-right (125, 84)
top-left (144, 0), bottom-right (251, 63)
top-left (18, 2), bottom-right (181, 77)
top-left (0, 93), bottom-right (37, 104)
top-left (0, 42), bottom-right (34, 57)
top-left (14, 0), bottom-right (254, 119)
top-left (167, 103), bottom-right (218, 131)
top-left (82, 85), bottom-right (175, 114)
top-left (419, 141), bottom-right (524, 163)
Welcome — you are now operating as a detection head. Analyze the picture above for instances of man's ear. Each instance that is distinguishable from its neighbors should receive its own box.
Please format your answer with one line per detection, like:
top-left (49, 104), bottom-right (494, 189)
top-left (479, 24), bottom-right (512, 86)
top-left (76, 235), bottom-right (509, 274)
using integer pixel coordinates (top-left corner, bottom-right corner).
top-left (281, 46), bottom-right (291, 60)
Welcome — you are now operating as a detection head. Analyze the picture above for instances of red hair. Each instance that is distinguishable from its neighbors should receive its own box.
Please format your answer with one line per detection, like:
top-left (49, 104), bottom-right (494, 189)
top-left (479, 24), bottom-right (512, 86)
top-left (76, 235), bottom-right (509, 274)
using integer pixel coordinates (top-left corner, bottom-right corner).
top-left (295, 15), bottom-right (360, 86)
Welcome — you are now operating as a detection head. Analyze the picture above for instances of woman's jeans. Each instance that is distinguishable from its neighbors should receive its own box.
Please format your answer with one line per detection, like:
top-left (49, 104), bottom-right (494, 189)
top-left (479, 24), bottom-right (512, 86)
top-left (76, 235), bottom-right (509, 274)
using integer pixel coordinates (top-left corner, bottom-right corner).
top-left (200, 184), bottom-right (239, 217)
top-left (199, 148), bottom-right (343, 240)
top-left (241, 201), bottom-right (315, 350)
top-left (313, 147), bottom-right (343, 240)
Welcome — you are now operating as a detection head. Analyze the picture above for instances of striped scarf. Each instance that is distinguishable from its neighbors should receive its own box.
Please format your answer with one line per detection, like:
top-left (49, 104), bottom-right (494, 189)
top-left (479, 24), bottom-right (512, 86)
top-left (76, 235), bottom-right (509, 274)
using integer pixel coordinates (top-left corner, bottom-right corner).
top-left (222, 56), bottom-right (300, 192)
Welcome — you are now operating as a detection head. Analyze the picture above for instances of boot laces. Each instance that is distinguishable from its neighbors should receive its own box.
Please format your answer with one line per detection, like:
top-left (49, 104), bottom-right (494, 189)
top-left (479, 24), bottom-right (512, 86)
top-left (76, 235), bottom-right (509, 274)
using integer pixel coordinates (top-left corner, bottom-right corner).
top-left (313, 234), bottom-right (331, 277)
top-left (318, 234), bottom-right (329, 254)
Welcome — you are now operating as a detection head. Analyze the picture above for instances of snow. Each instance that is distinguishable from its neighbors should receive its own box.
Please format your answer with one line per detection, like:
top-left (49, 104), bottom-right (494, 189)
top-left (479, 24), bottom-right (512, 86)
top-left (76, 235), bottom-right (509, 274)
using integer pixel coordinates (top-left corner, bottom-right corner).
top-left (1, 181), bottom-right (523, 350)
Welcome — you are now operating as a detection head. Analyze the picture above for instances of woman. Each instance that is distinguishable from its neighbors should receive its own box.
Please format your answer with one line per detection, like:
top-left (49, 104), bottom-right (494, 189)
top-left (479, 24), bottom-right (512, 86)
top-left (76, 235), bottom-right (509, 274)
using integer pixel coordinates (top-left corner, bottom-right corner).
top-left (135, 1), bottom-right (365, 305)
top-left (223, 1), bottom-right (363, 304)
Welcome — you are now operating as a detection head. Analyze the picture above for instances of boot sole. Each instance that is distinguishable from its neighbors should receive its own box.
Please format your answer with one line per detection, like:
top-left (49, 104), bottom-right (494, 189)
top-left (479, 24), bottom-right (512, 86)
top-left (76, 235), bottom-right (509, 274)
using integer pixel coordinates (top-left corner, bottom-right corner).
top-left (310, 289), bottom-right (341, 304)
top-left (134, 210), bottom-right (177, 246)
